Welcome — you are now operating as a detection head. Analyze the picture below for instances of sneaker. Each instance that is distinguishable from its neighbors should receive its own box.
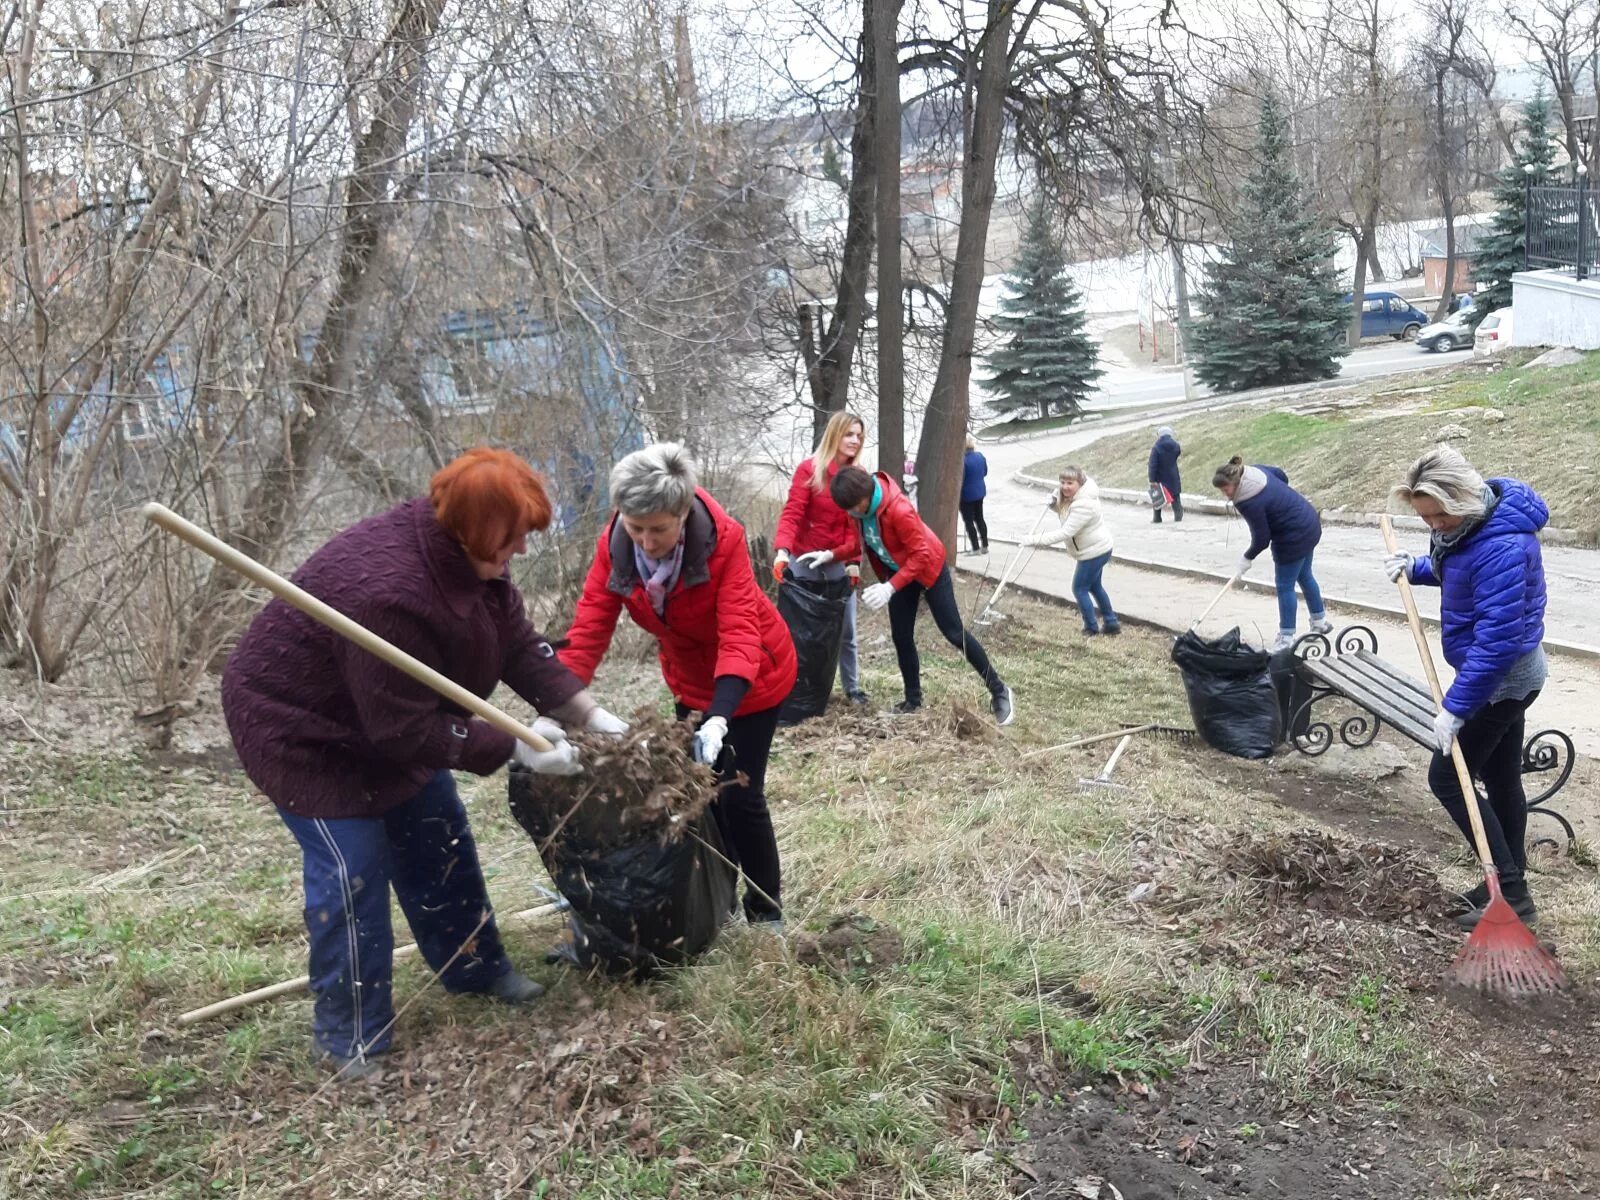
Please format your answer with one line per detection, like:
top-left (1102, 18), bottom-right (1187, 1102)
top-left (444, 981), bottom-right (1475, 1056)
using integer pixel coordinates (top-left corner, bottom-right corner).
top-left (487, 969), bottom-right (546, 1005)
top-left (1309, 615), bottom-right (1333, 636)
top-left (846, 689), bottom-right (870, 706)
top-left (748, 916), bottom-right (785, 937)
top-left (1270, 632), bottom-right (1296, 653)
top-left (991, 684), bottom-right (1015, 727)
top-left (316, 1049), bottom-right (385, 1083)
top-left (1103, 621), bottom-right (1122, 637)
top-left (1082, 626), bottom-right (1100, 637)
top-left (1455, 887), bottom-right (1536, 929)
top-left (890, 698), bottom-right (922, 715)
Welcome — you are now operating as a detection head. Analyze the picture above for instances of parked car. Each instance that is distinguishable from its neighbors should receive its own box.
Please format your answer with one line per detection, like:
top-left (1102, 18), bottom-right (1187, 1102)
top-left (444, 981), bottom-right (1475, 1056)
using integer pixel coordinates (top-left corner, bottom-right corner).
top-left (1473, 308), bottom-right (1514, 356)
top-left (1415, 309), bottom-right (1476, 353)
top-left (1339, 291), bottom-right (1431, 340)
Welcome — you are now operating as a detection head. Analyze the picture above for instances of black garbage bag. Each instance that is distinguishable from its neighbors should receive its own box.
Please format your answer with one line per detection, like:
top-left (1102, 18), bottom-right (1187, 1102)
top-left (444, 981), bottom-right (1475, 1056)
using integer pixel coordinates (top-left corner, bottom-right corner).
top-left (1170, 627), bottom-right (1283, 759)
top-left (507, 767), bottom-right (736, 976)
top-left (776, 568), bottom-right (850, 725)
top-left (1269, 646), bottom-right (1312, 744)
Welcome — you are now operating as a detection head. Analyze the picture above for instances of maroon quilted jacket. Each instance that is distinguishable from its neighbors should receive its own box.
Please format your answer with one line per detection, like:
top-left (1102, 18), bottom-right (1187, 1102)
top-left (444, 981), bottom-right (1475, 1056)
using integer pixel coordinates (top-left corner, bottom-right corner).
top-left (221, 498), bottom-right (585, 818)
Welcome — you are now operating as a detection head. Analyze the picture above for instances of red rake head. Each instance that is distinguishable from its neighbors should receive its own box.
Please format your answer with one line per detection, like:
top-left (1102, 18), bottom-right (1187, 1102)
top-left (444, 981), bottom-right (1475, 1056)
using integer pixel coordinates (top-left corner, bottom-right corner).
top-left (1450, 875), bottom-right (1567, 997)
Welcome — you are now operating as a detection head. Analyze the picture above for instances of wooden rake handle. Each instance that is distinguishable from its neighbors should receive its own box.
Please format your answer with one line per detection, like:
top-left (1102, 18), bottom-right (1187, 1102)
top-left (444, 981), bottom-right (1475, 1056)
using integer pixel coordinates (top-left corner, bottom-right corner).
top-left (1190, 571), bottom-right (1241, 630)
top-left (1379, 515), bottom-right (1493, 872)
top-left (142, 503), bottom-right (555, 753)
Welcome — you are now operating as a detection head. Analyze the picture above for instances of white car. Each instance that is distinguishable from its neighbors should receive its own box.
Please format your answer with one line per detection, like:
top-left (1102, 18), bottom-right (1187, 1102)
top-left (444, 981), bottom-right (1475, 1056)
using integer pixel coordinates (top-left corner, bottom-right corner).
top-left (1474, 308), bottom-right (1514, 356)
top-left (1414, 310), bottom-right (1475, 352)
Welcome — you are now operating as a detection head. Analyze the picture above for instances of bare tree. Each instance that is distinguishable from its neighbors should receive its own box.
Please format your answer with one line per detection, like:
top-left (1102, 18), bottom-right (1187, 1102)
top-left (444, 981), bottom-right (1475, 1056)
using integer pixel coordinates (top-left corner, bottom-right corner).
top-left (1507, 0), bottom-right (1600, 172)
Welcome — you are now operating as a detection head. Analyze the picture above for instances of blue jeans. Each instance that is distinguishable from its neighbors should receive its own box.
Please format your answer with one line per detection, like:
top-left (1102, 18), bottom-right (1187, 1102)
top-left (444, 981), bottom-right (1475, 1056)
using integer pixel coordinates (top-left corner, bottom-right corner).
top-left (278, 771), bottom-right (510, 1059)
top-left (1273, 553), bottom-right (1325, 633)
top-left (1072, 552), bottom-right (1117, 632)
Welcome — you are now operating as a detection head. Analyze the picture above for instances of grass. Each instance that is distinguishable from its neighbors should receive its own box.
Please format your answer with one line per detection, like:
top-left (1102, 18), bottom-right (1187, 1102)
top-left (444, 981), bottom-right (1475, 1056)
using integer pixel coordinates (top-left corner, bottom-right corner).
top-left (1, 595), bottom-right (1595, 1197)
top-left (1027, 350), bottom-right (1600, 540)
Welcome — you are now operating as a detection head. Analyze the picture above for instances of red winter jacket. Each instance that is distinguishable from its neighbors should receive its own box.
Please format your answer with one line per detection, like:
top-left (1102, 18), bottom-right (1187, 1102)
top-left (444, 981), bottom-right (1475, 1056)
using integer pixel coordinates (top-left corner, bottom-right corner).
top-left (773, 458), bottom-right (859, 562)
top-left (841, 472), bottom-right (946, 590)
top-left (560, 489), bottom-right (798, 716)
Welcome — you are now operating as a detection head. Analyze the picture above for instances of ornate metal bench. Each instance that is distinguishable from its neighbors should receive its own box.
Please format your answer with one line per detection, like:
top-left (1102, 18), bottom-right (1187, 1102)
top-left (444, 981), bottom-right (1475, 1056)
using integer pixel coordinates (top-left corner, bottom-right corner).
top-left (1288, 626), bottom-right (1576, 843)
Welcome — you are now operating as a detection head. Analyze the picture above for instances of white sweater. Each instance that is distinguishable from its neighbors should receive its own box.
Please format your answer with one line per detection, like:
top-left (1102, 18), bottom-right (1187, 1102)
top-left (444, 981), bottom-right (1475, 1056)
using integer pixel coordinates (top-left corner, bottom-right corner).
top-left (1033, 479), bottom-right (1114, 561)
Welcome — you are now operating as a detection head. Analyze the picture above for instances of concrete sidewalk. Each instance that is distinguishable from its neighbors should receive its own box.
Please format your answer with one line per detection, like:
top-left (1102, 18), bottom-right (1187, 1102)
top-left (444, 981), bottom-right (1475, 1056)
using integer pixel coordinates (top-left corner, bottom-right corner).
top-left (954, 545), bottom-right (1600, 763)
top-left (973, 470), bottom-right (1600, 657)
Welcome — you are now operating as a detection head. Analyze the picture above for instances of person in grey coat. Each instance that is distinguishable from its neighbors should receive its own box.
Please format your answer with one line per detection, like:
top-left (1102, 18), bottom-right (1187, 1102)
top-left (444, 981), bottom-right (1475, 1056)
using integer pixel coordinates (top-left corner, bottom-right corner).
top-left (1148, 426), bottom-right (1182, 523)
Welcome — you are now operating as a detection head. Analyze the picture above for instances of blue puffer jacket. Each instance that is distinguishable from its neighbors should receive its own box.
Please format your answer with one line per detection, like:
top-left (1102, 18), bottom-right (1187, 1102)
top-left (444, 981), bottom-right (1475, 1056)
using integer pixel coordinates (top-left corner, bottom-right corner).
top-left (961, 449), bottom-right (988, 503)
top-left (1236, 466), bottom-right (1321, 563)
top-left (1410, 478), bottom-right (1548, 718)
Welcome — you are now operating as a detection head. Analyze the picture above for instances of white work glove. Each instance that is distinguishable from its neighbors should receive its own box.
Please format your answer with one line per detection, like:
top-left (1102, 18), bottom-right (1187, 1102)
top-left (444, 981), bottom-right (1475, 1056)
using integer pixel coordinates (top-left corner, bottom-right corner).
top-left (512, 717), bottom-right (581, 776)
top-left (1432, 709), bottom-right (1465, 756)
top-left (692, 715), bottom-right (728, 765)
top-left (585, 706), bottom-right (629, 737)
top-left (796, 549), bottom-right (834, 569)
top-left (862, 581), bottom-right (895, 611)
top-left (1236, 553), bottom-right (1255, 578)
top-left (1383, 552), bottom-right (1415, 583)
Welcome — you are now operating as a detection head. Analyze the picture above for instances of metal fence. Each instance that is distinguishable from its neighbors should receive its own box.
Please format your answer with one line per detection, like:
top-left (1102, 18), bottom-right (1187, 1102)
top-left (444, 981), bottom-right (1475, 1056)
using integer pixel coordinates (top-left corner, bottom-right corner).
top-left (1526, 182), bottom-right (1600, 280)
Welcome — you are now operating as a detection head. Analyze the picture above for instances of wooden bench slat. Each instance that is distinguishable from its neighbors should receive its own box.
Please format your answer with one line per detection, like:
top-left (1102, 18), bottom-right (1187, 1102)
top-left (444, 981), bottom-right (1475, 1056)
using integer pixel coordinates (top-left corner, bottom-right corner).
top-left (1300, 658), bottom-right (1433, 744)
top-left (1353, 649), bottom-right (1436, 708)
top-left (1338, 654), bottom-right (1436, 725)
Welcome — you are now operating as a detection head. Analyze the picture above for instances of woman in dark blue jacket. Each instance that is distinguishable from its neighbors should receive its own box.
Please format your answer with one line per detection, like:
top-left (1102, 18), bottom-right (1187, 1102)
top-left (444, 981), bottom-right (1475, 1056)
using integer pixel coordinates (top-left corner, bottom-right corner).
top-left (1385, 446), bottom-right (1548, 927)
top-left (1213, 456), bottom-right (1329, 651)
top-left (960, 434), bottom-right (989, 555)
top-left (1147, 427), bottom-right (1182, 523)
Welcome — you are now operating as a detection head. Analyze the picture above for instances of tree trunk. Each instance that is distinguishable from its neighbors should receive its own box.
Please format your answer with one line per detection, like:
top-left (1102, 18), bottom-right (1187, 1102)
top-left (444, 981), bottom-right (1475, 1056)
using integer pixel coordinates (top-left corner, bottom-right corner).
top-left (802, 18), bottom-right (877, 443)
top-left (873, 0), bottom-right (904, 482)
top-left (180, 0), bottom-right (447, 666)
top-left (1347, 219), bottom-right (1377, 348)
top-left (915, 0), bottom-right (1017, 553)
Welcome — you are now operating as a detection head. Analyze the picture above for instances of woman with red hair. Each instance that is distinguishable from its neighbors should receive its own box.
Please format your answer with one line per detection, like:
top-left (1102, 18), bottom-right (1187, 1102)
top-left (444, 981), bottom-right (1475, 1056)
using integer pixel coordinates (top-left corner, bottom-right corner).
top-left (222, 448), bottom-right (626, 1081)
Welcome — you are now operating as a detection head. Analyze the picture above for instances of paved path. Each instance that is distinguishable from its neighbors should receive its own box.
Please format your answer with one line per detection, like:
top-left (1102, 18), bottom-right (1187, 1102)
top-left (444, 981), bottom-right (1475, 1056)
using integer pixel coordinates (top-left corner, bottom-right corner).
top-left (953, 546), bottom-right (1600, 767)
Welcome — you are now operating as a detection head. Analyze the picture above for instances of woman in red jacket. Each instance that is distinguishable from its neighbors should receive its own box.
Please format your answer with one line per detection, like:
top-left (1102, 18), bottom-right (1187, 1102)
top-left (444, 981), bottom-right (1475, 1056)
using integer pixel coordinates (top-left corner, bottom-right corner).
top-left (772, 410), bottom-right (868, 704)
top-left (561, 443), bottom-right (798, 927)
top-left (829, 465), bottom-right (1015, 726)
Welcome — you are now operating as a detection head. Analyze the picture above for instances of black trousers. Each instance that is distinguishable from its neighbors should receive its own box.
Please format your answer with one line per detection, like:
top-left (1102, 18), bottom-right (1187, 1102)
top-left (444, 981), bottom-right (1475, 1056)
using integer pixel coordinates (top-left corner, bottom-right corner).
top-left (1427, 691), bottom-right (1538, 887)
top-left (678, 702), bottom-right (782, 920)
top-left (887, 566), bottom-right (1001, 705)
top-left (959, 499), bottom-right (989, 551)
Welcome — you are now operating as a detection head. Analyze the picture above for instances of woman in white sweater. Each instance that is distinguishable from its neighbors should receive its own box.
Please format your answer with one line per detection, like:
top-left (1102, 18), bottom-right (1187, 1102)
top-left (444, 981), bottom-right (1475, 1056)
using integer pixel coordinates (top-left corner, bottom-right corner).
top-left (1023, 467), bottom-right (1120, 636)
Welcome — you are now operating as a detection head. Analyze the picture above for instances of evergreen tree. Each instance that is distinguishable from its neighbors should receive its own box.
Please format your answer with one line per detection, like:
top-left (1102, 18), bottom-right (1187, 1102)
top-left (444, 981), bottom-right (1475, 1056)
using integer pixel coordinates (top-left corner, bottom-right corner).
top-left (1474, 90), bottom-right (1556, 316)
top-left (982, 203), bottom-right (1102, 421)
top-left (1189, 91), bottom-right (1348, 394)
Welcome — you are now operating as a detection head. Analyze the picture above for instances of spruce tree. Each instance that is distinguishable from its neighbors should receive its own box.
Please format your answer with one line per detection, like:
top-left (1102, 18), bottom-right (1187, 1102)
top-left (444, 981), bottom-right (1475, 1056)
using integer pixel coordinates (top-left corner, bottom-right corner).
top-left (1474, 90), bottom-right (1556, 316)
top-left (1190, 91), bottom-right (1348, 394)
top-left (982, 203), bottom-right (1102, 421)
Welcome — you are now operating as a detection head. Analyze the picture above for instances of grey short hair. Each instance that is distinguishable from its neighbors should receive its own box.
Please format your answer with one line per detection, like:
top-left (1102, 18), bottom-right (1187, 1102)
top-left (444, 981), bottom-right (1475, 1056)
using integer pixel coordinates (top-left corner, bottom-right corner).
top-left (1157, 425), bottom-right (1174, 438)
top-left (610, 442), bottom-right (698, 517)
top-left (1392, 445), bottom-right (1487, 517)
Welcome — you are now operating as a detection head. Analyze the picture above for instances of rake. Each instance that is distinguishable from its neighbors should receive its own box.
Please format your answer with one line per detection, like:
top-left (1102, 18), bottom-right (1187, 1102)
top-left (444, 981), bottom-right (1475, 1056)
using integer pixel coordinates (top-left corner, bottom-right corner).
top-left (1381, 515), bottom-right (1565, 996)
top-left (1020, 722), bottom-right (1197, 761)
top-left (977, 499), bottom-right (1054, 626)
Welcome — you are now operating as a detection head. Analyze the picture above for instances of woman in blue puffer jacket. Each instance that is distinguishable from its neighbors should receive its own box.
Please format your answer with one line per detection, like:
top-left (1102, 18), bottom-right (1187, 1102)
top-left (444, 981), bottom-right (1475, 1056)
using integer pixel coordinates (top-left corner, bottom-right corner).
top-left (1212, 456), bottom-right (1330, 651)
top-left (1385, 446), bottom-right (1548, 928)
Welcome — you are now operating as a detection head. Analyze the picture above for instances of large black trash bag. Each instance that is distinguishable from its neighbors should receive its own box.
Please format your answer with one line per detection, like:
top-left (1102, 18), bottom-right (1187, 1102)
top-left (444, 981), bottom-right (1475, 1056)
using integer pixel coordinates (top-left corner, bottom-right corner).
top-left (1170, 627), bottom-right (1283, 759)
top-left (507, 764), bottom-right (736, 977)
top-left (776, 567), bottom-right (850, 725)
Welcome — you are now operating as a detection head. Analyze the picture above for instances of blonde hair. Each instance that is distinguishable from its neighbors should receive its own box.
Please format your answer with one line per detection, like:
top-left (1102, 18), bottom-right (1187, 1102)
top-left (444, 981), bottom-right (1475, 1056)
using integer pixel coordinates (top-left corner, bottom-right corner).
top-left (811, 410), bottom-right (866, 491)
top-left (1053, 466), bottom-right (1086, 511)
top-left (1212, 455), bottom-right (1245, 489)
top-left (1392, 446), bottom-right (1488, 518)
top-left (965, 432), bottom-right (977, 451)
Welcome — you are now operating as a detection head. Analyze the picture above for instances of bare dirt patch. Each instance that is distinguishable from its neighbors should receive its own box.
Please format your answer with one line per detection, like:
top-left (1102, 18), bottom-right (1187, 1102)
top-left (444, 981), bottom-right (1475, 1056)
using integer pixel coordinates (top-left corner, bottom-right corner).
top-left (793, 912), bottom-right (904, 977)
top-left (1022, 1066), bottom-right (1441, 1199)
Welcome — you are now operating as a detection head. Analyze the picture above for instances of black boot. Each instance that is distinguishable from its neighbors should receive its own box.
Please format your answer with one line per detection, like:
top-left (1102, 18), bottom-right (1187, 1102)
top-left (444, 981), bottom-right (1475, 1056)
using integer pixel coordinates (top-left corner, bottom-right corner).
top-left (1173, 502), bottom-right (1184, 522)
top-left (1152, 510), bottom-right (1162, 523)
top-left (1455, 879), bottom-right (1536, 929)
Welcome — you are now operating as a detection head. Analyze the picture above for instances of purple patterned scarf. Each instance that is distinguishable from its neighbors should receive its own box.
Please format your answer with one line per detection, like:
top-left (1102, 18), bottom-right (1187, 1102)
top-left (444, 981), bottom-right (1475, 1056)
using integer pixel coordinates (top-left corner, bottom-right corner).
top-left (633, 533), bottom-right (686, 617)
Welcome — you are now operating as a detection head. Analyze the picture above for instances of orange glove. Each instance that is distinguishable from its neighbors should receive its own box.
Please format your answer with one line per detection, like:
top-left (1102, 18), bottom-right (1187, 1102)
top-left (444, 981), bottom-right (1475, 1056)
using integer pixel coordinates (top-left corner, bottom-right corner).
top-left (845, 565), bottom-right (861, 587)
top-left (772, 550), bottom-right (790, 583)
